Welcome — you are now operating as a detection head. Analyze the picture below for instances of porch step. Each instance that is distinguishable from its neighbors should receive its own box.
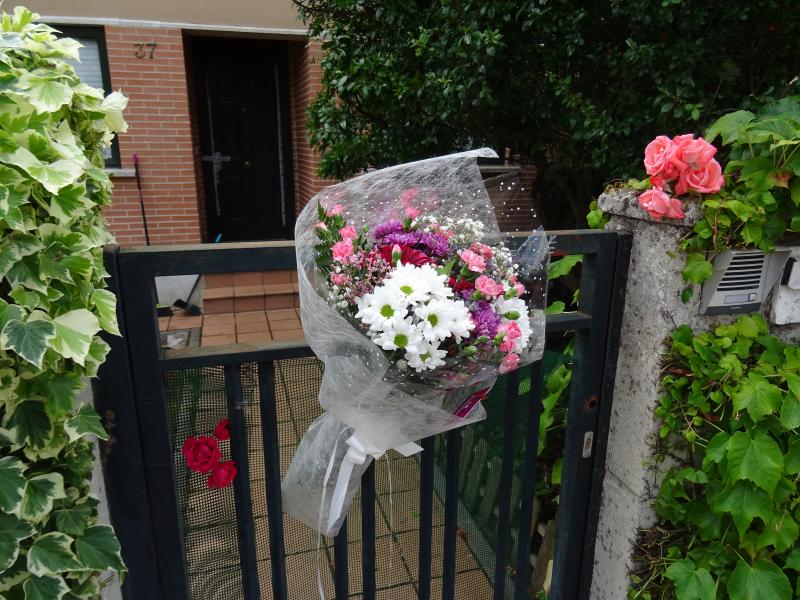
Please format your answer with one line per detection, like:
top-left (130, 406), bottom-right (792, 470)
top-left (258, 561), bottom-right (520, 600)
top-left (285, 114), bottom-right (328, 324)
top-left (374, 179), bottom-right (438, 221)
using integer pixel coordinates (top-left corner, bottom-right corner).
top-left (202, 270), bottom-right (299, 314)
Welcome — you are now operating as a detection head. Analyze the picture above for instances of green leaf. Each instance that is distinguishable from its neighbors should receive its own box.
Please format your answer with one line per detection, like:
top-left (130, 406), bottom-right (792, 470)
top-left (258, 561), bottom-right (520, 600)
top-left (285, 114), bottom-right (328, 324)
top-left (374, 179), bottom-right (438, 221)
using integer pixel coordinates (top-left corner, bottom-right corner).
top-left (790, 177), bottom-right (800, 207)
top-left (0, 456), bottom-right (26, 513)
top-left (726, 431), bottom-right (783, 495)
top-left (779, 392), bottom-right (800, 430)
top-left (784, 549), bottom-right (800, 571)
top-left (736, 315), bottom-right (760, 338)
top-left (0, 512), bottom-right (34, 571)
top-left (732, 373), bottom-right (783, 422)
top-left (75, 525), bottom-right (124, 573)
top-left (54, 504), bottom-right (92, 536)
top-left (49, 309), bottom-right (100, 365)
top-left (706, 110), bottom-right (754, 144)
top-left (682, 254), bottom-right (713, 284)
top-left (18, 472), bottom-right (65, 522)
top-left (49, 183), bottom-right (93, 223)
top-left (709, 481), bottom-right (772, 537)
top-left (91, 289), bottom-right (119, 335)
top-left (1, 147), bottom-right (82, 193)
top-left (757, 511), bottom-right (799, 552)
top-left (26, 77), bottom-right (74, 113)
top-left (703, 431), bottom-right (730, 468)
top-left (27, 532), bottom-right (81, 576)
top-left (544, 301), bottom-right (565, 315)
top-left (548, 255), bottom-right (581, 279)
top-left (65, 404), bottom-right (107, 442)
top-left (664, 559), bottom-right (716, 600)
top-left (727, 559), bottom-right (792, 600)
top-left (785, 372), bottom-right (800, 399)
top-left (6, 400), bottom-right (51, 448)
top-left (43, 372), bottom-right (82, 418)
top-left (0, 317), bottom-right (56, 368)
top-left (23, 574), bottom-right (69, 600)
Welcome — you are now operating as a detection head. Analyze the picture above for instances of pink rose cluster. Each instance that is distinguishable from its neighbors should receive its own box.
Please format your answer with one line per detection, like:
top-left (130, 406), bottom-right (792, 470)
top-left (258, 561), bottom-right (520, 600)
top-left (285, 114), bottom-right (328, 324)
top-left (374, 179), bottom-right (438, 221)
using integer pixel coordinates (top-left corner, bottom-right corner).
top-left (639, 134), bottom-right (724, 221)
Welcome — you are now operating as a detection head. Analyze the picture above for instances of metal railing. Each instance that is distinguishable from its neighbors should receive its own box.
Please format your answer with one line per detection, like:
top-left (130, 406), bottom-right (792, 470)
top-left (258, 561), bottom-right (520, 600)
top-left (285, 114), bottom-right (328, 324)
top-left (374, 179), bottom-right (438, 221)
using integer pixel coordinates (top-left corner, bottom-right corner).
top-left (95, 229), bottom-right (630, 600)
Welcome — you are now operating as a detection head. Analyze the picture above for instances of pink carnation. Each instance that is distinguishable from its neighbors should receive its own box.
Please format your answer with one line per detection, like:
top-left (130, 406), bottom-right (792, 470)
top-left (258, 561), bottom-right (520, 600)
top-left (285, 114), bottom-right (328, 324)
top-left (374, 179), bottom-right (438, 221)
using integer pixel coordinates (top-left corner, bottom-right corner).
top-left (499, 353), bottom-right (520, 374)
top-left (330, 273), bottom-right (348, 286)
top-left (498, 321), bottom-right (522, 352)
top-left (475, 275), bottom-right (504, 298)
top-left (469, 242), bottom-right (493, 259)
top-left (638, 188), bottom-right (684, 221)
top-left (675, 159), bottom-right (724, 195)
top-left (326, 204), bottom-right (344, 217)
top-left (513, 282), bottom-right (526, 297)
top-left (458, 249), bottom-right (486, 273)
top-left (339, 225), bottom-right (357, 240)
top-left (644, 135), bottom-right (678, 179)
top-left (331, 239), bottom-right (354, 262)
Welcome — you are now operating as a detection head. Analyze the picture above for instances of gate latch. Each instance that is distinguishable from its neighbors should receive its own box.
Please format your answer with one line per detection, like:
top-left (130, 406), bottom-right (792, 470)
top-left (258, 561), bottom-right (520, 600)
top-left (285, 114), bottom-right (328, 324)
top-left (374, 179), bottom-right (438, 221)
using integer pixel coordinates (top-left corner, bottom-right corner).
top-left (582, 431), bottom-right (594, 458)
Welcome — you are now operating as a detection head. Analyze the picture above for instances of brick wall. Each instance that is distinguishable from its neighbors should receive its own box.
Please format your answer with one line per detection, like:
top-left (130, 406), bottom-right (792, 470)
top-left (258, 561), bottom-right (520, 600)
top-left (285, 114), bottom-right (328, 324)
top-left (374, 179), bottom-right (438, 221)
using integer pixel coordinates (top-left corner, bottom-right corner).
top-left (288, 39), bottom-right (337, 216)
top-left (104, 26), bottom-right (203, 246)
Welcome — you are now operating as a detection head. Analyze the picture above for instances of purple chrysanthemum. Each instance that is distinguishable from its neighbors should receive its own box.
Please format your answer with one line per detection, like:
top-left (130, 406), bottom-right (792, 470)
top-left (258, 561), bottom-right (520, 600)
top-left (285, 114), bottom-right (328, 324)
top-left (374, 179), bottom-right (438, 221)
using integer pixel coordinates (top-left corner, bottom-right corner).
top-left (373, 220), bottom-right (404, 239)
top-left (419, 232), bottom-right (450, 256)
top-left (470, 303), bottom-right (501, 338)
top-left (383, 231), bottom-right (422, 246)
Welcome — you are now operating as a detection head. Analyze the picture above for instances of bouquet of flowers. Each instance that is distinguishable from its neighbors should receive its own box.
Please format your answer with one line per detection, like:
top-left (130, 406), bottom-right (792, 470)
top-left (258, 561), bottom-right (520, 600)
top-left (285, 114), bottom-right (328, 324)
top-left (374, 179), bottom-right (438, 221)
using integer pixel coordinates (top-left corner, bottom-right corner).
top-left (282, 149), bottom-right (548, 536)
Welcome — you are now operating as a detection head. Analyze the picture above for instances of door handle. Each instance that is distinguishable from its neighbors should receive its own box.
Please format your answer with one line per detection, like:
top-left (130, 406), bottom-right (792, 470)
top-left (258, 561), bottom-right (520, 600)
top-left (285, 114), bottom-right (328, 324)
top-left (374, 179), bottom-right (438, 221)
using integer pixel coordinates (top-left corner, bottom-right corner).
top-left (244, 160), bottom-right (253, 169)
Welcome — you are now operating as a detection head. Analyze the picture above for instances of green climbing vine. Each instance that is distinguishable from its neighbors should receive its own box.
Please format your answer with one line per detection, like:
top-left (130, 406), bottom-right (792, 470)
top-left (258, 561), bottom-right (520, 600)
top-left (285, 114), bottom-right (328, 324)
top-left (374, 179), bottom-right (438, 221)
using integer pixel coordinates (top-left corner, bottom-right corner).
top-left (0, 7), bottom-right (127, 598)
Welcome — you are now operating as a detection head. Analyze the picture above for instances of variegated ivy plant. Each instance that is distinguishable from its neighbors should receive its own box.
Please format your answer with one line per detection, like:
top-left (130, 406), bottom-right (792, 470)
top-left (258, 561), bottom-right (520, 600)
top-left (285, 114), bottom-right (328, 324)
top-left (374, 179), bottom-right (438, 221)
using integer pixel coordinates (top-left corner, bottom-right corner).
top-left (0, 7), bottom-right (127, 599)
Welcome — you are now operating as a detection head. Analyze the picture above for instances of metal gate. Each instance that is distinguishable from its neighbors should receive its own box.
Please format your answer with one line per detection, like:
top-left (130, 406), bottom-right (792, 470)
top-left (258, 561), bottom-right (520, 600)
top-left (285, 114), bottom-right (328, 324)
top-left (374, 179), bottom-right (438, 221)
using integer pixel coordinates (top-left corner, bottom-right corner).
top-left (94, 230), bottom-right (630, 600)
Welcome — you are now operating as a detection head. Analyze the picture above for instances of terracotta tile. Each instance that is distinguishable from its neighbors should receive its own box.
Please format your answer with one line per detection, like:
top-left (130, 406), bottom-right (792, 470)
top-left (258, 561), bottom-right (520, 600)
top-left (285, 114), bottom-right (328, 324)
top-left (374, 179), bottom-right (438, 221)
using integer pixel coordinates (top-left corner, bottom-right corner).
top-left (232, 271), bottom-right (263, 286)
top-left (201, 334), bottom-right (235, 347)
top-left (267, 309), bottom-right (297, 321)
top-left (202, 322), bottom-right (236, 336)
top-left (295, 309), bottom-right (302, 320)
top-left (204, 298), bottom-right (235, 314)
top-left (290, 270), bottom-right (298, 282)
top-left (293, 293), bottom-right (300, 308)
top-left (203, 286), bottom-right (233, 300)
top-left (292, 283), bottom-right (300, 292)
top-left (264, 294), bottom-right (294, 310)
top-left (204, 273), bottom-right (232, 288)
top-left (237, 320), bottom-right (268, 334)
top-left (269, 319), bottom-right (300, 331)
top-left (235, 310), bottom-right (267, 323)
top-left (236, 331), bottom-right (271, 344)
top-left (263, 270), bottom-right (292, 284)
top-left (210, 312), bottom-right (236, 323)
top-left (271, 329), bottom-right (305, 342)
top-left (235, 296), bottom-right (265, 312)
top-left (168, 316), bottom-right (203, 330)
top-left (158, 316), bottom-right (171, 331)
top-left (233, 284), bottom-right (265, 298)
top-left (264, 283), bottom-right (295, 295)
top-left (171, 308), bottom-right (187, 318)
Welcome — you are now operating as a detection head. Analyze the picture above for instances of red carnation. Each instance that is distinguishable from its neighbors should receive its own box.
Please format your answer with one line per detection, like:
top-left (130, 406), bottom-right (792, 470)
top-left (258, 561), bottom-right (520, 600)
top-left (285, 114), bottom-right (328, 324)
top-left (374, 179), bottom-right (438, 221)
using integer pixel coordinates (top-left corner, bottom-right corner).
top-left (379, 244), bottom-right (433, 266)
top-left (207, 460), bottom-right (238, 488)
top-left (182, 436), bottom-right (221, 473)
top-left (449, 276), bottom-right (475, 293)
top-left (214, 418), bottom-right (230, 441)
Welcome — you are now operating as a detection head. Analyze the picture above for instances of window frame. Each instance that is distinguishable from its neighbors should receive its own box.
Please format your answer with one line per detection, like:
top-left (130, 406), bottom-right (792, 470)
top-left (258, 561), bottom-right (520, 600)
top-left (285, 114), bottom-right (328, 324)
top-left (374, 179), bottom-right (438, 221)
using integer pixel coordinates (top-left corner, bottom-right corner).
top-left (56, 25), bottom-right (121, 168)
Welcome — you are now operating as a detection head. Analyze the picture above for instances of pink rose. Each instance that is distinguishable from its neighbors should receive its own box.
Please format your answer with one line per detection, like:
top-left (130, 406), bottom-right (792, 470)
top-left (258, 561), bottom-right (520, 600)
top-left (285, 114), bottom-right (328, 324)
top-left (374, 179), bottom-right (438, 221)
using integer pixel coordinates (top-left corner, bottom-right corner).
top-left (675, 159), bottom-right (724, 195)
top-left (681, 137), bottom-right (717, 170)
top-left (637, 187), bottom-right (672, 221)
top-left (339, 225), bottom-right (357, 240)
top-left (666, 134), bottom-right (696, 173)
top-left (405, 206), bottom-right (420, 219)
top-left (644, 135), bottom-right (676, 178)
top-left (475, 275), bottom-right (504, 298)
top-left (469, 242), bottom-right (493, 259)
top-left (326, 204), bottom-right (344, 217)
top-left (499, 353), bottom-right (520, 374)
top-left (664, 197), bottom-right (685, 220)
top-left (315, 221), bottom-right (328, 231)
top-left (331, 239), bottom-right (354, 262)
top-left (458, 249), bottom-right (486, 273)
top-left (330, 273), bottom-right (347, 286)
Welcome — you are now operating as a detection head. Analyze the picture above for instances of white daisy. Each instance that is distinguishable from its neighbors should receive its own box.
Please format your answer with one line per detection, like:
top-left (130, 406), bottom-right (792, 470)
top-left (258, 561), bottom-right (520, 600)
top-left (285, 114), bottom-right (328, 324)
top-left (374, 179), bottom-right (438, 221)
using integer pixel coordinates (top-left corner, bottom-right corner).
top-left (372, 318), bottom-right (425, 354)
top-left (407, 342), bottom-right (448, 371)
top-left (493, 297), bottom-right (527, 321)
top-left (355, 286), bottom-right (408, 331)
top-left (385, 263), bottom-right (451, 303)
top-left (414, 299), bottom-right (457, 342)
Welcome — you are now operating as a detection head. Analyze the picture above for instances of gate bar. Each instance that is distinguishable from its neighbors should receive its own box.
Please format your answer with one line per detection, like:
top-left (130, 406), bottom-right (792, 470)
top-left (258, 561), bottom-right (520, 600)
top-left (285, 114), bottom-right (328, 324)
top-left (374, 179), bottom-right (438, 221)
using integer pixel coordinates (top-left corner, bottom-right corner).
top-left (441, 429), bottom-right (462, 600)
top-left (361, 463), bottom-right (377, 600)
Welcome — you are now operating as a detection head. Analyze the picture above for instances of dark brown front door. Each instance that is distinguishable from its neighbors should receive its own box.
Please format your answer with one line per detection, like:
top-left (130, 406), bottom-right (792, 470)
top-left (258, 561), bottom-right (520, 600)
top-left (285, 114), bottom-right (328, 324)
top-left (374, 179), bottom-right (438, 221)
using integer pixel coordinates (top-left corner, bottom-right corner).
top-left (193, 38), bottom-right (293, 241)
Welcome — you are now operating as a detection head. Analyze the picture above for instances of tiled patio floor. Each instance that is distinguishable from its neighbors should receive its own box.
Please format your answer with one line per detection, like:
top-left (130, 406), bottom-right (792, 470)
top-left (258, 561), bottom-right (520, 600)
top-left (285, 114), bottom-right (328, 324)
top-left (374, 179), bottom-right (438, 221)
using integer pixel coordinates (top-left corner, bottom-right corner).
top-left (177, 358), bottom-right (493, 599)
top-left (159, 308), bottom-right (305, 347)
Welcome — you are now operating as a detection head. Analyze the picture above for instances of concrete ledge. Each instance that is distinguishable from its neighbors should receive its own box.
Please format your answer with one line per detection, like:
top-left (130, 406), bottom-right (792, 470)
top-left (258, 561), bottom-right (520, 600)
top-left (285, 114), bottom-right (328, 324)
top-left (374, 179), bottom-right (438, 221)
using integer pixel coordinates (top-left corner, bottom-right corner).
top-left (598, 186), bottom-right (702, 226)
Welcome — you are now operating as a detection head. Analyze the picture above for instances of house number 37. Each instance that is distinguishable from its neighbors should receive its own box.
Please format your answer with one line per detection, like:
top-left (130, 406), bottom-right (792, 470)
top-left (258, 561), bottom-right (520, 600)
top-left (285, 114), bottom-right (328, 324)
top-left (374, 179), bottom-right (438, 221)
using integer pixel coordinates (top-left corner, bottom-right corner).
top-left (134, 43), bottom-right (157, 59)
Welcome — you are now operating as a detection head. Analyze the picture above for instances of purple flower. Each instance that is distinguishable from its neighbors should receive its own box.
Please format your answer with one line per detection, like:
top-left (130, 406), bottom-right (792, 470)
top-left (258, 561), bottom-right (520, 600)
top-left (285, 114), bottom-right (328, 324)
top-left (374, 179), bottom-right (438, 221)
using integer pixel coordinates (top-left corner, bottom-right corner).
top-left (383, 231), bottom-right (422, 246)
top-left (471, 303), bottom-right (501, 339)
top-left (373, 220), bottom-right (404, 239)
top-left (419, 232), bottom-right (450, 256)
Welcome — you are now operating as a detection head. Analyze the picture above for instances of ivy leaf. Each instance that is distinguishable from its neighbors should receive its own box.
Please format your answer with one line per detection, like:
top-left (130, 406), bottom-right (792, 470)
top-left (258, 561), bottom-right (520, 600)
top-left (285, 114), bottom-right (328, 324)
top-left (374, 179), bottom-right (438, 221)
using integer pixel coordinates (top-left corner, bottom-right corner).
top-left (548, 254), bottom-right (581, 279)
top-left (6, 400), bottom-right (51, 448)
top-left (702, 431), bottom-right (730, 468)
top-left (0, 299), bottom-right (24, 334)
top-left (22, 574), bottom-right (70, 600)
top-left (757, 511), bottom-right (799, 552)
top-left (784, 438), bottom-right (800, 475)
top-left (25, 76), bottom-right (74, 113)
top-left (727, 559), bottom-right (792, 600)
top-left (43, 372), bottom-right (82, 418)
top-left (726, 431), bottom-right (783, 496)
top-left (54, 504), bottom-right (93, 536)
top-left (779, 392), bottom-right (800, 430)
top-left (682, 253), bottom-right (713, 284)
top-left (785, 372), bottom-right (800, 399)
top-left (49, 309), bottom-right (100, 365)
top-left (18, 472), bottom-right (66, 522)
top-left (0, 511), bottom-right (34, 571)
top-left (709, 481), bottom-right (772, 537)
top-left (784, 549), bottom-right (800, 571)
top-left (0, 456), bottom-right (26, 513)
top-left (0, 317), bottom-right (56, 368)
top-left (75, 525), bottom-right (125, 573)
top-left (27, 532), bottom-right (81, 576)
top-left (736, 315), bottom-right (760, 338)
top-left (65, 404), bottom-right (108, 442)
top-left (91, 289), bottom-right (119, 336)
top-left (664, 559), bottom-right (716, 600)
top-left (49, 183), bottom-right (92, 223)
top-left (732, 373), bottom-right (783, 422)
top-left (1, 147), bottom-right (82, 193)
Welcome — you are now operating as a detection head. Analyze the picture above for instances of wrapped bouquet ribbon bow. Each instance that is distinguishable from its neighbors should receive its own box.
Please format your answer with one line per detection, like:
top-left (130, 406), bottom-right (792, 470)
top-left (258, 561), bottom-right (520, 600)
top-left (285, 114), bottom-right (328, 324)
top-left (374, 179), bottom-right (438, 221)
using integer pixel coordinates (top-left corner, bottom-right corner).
top-left (282, 149), bottom-right (549, 537)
